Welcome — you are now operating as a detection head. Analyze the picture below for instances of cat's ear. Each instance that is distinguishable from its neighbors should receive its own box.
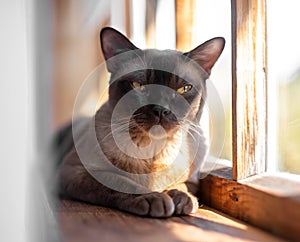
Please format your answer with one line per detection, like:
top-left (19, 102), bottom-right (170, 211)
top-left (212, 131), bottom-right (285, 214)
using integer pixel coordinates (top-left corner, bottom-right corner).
top-left (100, 27), bottom-right (138, 72)
top-left (185, 37), bottom-right (225, 75)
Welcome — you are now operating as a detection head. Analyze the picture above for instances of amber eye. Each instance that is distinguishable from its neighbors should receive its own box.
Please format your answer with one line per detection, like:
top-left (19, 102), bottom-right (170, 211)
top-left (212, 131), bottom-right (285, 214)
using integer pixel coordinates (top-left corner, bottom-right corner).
top-left (177, 84), bottom-right (192, 94)
top-left (132, 81), bottom-right (145, 91)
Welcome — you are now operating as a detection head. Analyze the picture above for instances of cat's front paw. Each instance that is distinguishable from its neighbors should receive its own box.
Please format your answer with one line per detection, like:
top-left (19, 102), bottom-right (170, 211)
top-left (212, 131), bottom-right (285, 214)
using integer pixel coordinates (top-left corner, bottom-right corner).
top-left (128, 192), bottom-right (175, 218)
top-left (166, 189), bottom-right (199, 215)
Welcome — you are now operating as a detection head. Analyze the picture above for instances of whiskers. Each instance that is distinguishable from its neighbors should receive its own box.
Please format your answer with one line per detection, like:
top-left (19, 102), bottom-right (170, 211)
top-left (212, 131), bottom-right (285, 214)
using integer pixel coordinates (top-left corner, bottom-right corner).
top-left (100, 112), bottom-right (203, 145)
top-left (101, 113), bottom-right (143, 142)
top-left (179, 119), bottom-right (203, 142)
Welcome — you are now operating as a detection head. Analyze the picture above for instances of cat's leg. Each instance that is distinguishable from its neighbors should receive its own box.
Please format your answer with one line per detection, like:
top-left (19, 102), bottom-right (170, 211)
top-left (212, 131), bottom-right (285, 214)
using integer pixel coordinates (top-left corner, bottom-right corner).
top-left (164, 183), bottom-right (199, 215)
top-left (59, 148), bottom-right (176, 217)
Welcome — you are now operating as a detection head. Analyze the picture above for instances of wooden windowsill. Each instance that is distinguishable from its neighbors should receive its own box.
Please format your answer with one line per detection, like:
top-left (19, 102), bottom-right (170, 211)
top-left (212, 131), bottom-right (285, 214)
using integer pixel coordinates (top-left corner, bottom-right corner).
top-left (199, 165), bottom-right (300, 241)
top-left (58, 199), bottom-right (284, 242)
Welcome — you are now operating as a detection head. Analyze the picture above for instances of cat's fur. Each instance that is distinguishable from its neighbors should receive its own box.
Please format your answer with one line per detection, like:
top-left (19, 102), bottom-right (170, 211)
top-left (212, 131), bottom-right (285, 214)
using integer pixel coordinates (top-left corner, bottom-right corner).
top-left (57, 27), bottom-right (225, 217)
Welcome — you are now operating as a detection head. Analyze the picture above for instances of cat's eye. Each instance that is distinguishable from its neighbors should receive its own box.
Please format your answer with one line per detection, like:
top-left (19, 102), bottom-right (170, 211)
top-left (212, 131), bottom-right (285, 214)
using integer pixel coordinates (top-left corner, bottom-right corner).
top-left (132, 81), bottom-right (145, 91)
top-left (177, 85), bottom-right (192, 94)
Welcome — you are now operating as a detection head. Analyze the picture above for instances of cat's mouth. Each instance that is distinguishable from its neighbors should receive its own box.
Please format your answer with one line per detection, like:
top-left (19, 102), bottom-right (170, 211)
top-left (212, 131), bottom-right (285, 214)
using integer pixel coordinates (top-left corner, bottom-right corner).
top-left (131, 121), bottom-right (179, 142)
top-left (130, 105), bottom-right (180, 139)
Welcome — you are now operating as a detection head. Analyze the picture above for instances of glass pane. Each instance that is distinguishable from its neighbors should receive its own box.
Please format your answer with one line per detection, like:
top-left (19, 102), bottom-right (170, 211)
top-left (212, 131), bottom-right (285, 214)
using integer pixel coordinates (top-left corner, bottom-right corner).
top-left (267, 1), bottom-right (300, 174)
top-left (194, 0), bottom-right (232, 162)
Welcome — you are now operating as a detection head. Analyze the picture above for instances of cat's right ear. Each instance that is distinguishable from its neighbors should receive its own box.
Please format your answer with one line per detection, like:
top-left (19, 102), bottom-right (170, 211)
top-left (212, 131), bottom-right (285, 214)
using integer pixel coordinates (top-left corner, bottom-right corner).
top-left (184, 37), bottom-right (225, 75)
top-left (100, 27), bottom-right (138, 72)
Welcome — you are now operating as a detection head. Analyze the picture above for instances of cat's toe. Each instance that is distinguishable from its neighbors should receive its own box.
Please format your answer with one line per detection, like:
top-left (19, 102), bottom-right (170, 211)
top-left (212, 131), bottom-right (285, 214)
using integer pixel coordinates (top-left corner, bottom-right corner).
top-left (132, 192), bottom-right (174, 218)
top-left (166, 189), bottom-right (199, 215)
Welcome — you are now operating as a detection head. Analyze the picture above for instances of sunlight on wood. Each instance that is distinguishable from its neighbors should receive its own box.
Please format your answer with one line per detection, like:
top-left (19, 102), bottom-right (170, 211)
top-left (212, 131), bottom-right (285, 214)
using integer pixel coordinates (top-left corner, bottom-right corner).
top-left (169, 207), bottom-right (284, 242)
top-left (241, 172), bottom-right (300, 196)
top-left (195, 208), bottom-right (248, 230)
top-left (58, 200), bottom-right (284, 242)
top-left (168, 222), bottom-right (247, 242)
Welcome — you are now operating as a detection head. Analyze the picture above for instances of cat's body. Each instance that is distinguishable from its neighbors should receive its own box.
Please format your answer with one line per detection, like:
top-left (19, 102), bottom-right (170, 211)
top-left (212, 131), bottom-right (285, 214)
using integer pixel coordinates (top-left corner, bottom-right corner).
top-left (57, 27), bottom-right (225, 217)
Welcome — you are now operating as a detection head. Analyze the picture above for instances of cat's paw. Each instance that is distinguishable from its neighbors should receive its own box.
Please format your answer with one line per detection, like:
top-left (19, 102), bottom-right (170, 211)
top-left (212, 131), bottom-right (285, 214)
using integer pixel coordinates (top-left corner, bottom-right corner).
top-left (166, 189), bottom-right (199, 215)
top-left (129, 192), bottom-right (175, 218)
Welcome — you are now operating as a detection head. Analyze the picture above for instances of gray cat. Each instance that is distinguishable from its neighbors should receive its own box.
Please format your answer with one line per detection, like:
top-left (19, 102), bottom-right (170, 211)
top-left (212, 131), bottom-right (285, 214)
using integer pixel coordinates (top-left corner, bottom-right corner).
top-left (56, 27), bottom-right (225, 217)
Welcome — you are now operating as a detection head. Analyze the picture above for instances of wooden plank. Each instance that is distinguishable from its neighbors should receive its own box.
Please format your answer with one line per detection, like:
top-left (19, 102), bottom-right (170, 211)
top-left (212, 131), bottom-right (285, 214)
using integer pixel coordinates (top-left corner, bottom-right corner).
top-left (200, 173), bottom-right (300, 241)
top-left (145, 0), bottom-right (157, 48)
top-left (231, 0), bottom-right (268, 180)
top-left (175, 0), bottom-right (195, 52)
top-left (110, 0), bottom-right (134, 39)
top-left (58, 199), bottom-right (284, 242)
top-left (125, 0), bottom-right (131, 38)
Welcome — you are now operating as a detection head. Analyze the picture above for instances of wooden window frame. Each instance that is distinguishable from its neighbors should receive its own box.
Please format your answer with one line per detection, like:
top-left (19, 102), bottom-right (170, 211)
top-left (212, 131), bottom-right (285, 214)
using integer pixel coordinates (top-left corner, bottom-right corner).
top-left (199, 0), bottom-right (300, 241)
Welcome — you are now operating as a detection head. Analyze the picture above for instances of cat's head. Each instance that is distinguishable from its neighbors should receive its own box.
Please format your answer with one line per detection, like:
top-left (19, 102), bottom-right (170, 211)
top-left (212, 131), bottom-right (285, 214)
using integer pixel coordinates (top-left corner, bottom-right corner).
top-left (100, 27), bottom-right (225, 139)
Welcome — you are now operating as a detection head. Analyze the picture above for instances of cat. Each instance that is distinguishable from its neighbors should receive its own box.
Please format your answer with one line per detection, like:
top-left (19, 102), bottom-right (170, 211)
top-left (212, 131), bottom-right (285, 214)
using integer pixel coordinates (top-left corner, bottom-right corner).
top-left (56, 27), bottom-right (225, 217)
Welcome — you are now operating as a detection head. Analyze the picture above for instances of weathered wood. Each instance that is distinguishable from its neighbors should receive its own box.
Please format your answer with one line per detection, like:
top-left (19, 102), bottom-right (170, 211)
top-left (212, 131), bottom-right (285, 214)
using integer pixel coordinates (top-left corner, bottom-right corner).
top-left (231, 0), bottom-right (268, 180)
top-left (58, 199), bottom-right (284, 242)
top-left (175, 0), bottom-right (195, 52)
top-left (200, 172), bottom-right (300, 241)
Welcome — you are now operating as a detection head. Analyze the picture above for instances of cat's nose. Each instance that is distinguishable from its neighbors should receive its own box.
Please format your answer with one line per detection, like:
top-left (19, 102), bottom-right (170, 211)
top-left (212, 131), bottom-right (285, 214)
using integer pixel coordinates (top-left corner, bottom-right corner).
top-left (152, 106), bottom-right (171, 119)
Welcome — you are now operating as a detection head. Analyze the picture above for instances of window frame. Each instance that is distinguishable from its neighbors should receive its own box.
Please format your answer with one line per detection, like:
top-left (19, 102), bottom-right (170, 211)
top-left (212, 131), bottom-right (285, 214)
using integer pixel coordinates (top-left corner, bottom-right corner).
top-left (199, 1), bottom-right (300, 241)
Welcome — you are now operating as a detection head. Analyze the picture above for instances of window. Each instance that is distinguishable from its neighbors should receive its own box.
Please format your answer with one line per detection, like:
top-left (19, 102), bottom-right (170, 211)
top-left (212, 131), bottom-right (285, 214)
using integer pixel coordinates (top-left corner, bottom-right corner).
top-left (194, 0), bottom-right (232, 163)
top-left (267, 0), bottom-right (300, 174)
top-left (200, 1), bottom-right (300, 241)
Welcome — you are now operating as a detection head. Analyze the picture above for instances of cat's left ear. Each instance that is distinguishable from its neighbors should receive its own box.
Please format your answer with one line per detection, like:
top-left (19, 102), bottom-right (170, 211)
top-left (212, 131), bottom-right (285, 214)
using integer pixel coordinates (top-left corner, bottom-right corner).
top-left (100, 27), bottom-right (138, 72)
top-left (185, 37), bottom-right (225, 75)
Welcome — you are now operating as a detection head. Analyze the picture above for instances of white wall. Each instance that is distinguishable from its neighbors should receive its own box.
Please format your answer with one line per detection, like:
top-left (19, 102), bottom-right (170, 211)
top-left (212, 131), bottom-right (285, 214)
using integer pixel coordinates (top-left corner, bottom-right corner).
top-left (0, 0), bottom-right (59, 241)
top-left (0, 0), bottom-right (28, 241)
